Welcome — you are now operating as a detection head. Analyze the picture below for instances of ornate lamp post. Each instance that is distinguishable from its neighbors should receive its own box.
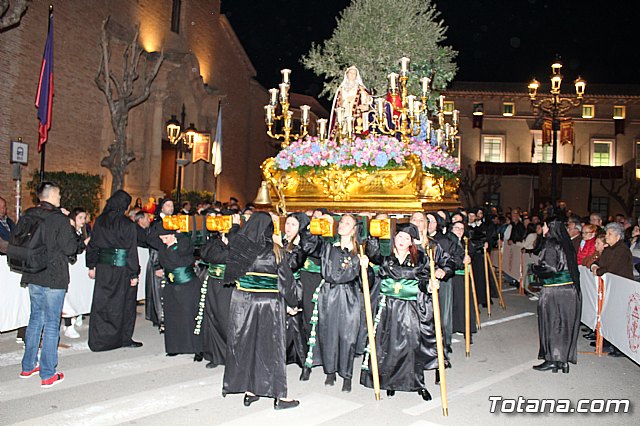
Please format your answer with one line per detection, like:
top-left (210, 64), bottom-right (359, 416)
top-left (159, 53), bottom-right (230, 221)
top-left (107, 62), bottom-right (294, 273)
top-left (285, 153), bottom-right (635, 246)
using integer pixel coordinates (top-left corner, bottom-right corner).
top-left (166, 104), bottom-right (198, 205)
top-left (528, 59), bottom-right (586, 206)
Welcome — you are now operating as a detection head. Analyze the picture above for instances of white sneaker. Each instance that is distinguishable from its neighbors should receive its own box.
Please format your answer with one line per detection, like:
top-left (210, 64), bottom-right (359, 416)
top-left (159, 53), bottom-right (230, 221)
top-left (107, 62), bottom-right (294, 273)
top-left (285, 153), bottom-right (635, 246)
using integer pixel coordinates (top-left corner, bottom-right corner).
top-left (63, 325), bottom-right (80, 339)
top-left (74, 315), bottom-right (83, 327)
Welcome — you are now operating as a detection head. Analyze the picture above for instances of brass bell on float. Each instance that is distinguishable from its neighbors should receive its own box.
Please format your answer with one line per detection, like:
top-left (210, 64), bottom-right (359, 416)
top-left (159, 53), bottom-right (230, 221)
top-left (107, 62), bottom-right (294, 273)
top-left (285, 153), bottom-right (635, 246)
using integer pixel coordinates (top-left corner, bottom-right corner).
top-left (253, 181), bottom-right (273, 207)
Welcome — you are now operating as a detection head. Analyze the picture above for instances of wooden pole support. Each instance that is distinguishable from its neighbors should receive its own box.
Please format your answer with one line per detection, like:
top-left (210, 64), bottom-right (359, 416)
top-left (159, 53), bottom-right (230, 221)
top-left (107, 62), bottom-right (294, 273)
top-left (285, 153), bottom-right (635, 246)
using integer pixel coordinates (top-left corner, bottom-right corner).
top-left (359, 244), bottom-right (381, 400)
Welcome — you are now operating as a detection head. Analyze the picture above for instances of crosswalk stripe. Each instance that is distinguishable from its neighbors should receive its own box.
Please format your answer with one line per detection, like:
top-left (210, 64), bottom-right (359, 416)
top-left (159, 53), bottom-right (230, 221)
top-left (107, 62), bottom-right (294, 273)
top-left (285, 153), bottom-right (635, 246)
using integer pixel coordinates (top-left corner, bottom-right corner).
top-left (402, 359), bottom-right (538, 416)
top-left (0, 352), bottom-right (193, 403)
top-left (11, 376), bottom-right (221, 426)
top-left (481, 312), bottom-right (535, 327)
top-left (218, 393), bottom-right (363, 426)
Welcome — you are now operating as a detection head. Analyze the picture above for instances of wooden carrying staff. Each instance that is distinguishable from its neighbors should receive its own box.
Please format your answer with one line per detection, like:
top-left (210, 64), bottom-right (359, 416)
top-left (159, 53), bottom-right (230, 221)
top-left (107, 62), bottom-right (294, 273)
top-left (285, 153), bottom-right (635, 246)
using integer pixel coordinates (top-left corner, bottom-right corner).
top-left (463, 237), bottom-right (471, 358)
top-left (468, 263), bottom-right (481, 329)
top-left (485, 250), bottom-right (506, 310)
top-left (427, 246), bottom-right (448, 416)
top-left (358, 244), bottom-right (381, 401)
top-left (483, 246), bottom-right (491, 317)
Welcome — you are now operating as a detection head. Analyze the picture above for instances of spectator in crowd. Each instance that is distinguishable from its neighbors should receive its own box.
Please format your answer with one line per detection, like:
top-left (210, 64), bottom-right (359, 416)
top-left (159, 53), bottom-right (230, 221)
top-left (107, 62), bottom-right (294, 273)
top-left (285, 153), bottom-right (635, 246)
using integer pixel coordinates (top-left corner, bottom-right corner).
top-left (626, 225), bottom-right (640, 280)
top-left (615, 214), bottom-right (626, 226)
top-left (566, 216), bottom-right (582, 253)
top-left (128, 208), bottom-right (140, 222)
top-left (521, 223), bottom-right (543, 299)
top-left (19, 181), bottom-right (78, 388)
top-left (508, 209), bottom-right (526, 245)
top-left (589, 212), bottom-right (603, 229)
top-left (134, 210), bottom-right (151, 248)
top-left (582, 233), bottom-right (606, 270)
top-left (0, 196), bottom-right (16, 254)
top-left (577, 224), bottom-right (597, 266)
top-left (134, 197), bottom-right (143, 210)
top-left (591, 223), bottom-right (634, 280)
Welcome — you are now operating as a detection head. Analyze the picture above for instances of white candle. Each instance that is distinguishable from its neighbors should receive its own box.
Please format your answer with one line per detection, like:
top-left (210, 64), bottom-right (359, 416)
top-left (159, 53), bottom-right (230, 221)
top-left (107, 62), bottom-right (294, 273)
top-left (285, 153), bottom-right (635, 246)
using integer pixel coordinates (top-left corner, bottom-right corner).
top-left (420, 77), bottom-right (431, 95)
top-left (388, 73), bottom-right (398, 92)
top-left (269, 88), bottom-right (278, 106)
top-left (453, 109), bottom-right (459, 125)
top-left (279, 83), bottom-right (289, 102)
top-left (300, 105), bottom-right (310, 125)
top-left (264, 105), bottom-right (274, 125)
top-left (376, 98), bottom-right (385, 117)
top-left (400, 57), bottom-right (410, 76)
top-left (439, 95), bottom-right (445, 110)
top-left (317, 118), bottom-right (327, 139)
top-left (337, 107), bottom-right (345, 125)
top-left (413, 101), bottom-right (422, 117)
top-left (281, 68), bottom-right (291, 85)
top-left (346, 116), bottom-right (354, 134)
top-left (407, 95), bottom-right (416, 115)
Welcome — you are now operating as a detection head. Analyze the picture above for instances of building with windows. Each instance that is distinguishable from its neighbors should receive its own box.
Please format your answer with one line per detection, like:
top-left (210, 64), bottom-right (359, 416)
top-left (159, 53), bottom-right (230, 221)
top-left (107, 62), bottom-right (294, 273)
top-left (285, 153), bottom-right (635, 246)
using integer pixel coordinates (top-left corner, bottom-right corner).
top-left (445, 82), bottom-right (640, 217)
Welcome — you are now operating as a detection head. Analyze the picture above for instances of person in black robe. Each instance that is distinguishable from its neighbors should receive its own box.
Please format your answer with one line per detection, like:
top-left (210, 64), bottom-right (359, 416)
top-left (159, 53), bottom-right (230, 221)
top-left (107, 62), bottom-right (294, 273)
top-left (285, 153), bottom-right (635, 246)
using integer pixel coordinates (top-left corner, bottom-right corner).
top-left (280, 212), bottom-right (310, 372)
top-left (360, 224), bottom-right (447, 401)
top-left (531, 219), bottom-right (581, 373)
top-left (198, 212), bottom-right (241, 368)
top-left (299, 213), bottom-right (365, 393)
top-left (467, 208), bottom-right (499, 309)
top-left (213, 212), bottom-right (300, 409)
top-left (156, 228), bottom-right (203, 358)
top-left (449, 221), bottom-right (477, 336)
top-left (86, 190), bottom-right (141, 351)
top-left (146, 198), bottom-right (175, 331)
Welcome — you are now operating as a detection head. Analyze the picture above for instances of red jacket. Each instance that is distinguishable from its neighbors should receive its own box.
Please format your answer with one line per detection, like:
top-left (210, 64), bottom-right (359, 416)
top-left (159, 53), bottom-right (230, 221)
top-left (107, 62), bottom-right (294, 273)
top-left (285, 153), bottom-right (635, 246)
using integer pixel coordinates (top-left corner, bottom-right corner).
top-left (577, 237), bottom-right (596, 266)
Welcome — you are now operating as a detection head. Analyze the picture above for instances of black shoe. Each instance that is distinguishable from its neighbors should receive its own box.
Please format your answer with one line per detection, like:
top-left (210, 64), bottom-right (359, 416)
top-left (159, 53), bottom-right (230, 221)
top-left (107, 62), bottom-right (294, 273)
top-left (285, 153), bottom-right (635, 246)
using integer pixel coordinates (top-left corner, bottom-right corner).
top-left (446, 345), bottom-right (453, 353)
top-left (243, 393), bottom-right (260, 407)
top-left (299, 367), bottom-right (311, 381)
top-left (435, 369), bottom-right (440, 385)
top-left (341, 378), bottom-right (352, 393)
top-left (325, 373), bottom-right (336, 386)
top-left (274, 399), bottom-right (299, 410)
top-left (608, 348), bottom-right (625, 358)
top-left (558, 362), bottom-right (570, 373)
top-left (386, 390), bottom-right (395, 397)
top-left (418, 388), bottom-right (432, 401)
top-left (583, 331), bottom-right (596, 340)
top-left (194, 353), bottom-right (203, 362)
top-left (206, 361), bottom-right (218, 369)
top-left (125, 341), bottom-right (143, 348)
top-left (532, 361), bottom-right (558, 372)
top-left (166, 353), bottom-right (178, 357)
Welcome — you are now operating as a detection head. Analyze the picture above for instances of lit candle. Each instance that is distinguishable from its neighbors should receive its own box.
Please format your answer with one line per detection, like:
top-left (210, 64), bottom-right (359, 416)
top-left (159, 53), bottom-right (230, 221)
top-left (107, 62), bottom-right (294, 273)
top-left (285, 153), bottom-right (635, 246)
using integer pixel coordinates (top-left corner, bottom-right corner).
top-left (414, 101), bottom-right (422, 116)
top-left (337, 107), bottom-right (345, 125)
top-left (376, 98), bottom-right (385, 117)
top-left (285, 111), bottom-right (293, 128)
top-left (269, 88), bottom-right (278, 106)
top-left (264, 105), bottom-right (274, 125)
top-left (346, 116), bottom-right (354, 134)
top-left (439, 95), bottom-right (445, 110)
top-left (407, 95), bottom-right (416, 115)
top-left (317, 118), bottom-right (327, 140)
top-left (400, 57), bottom-right (411, 76)
top-left (420, 77), bottom-right (431, 95)
top-left (388, 73), bottom-right (398, 93)
top-left (281, 68), bottom-right (291, 85)
top-left (300, 105), bottom-right (310, 125)
top-left (453, 109), bottom-right (459, 125)
top-left (279, 83), bottom-right (289, 102)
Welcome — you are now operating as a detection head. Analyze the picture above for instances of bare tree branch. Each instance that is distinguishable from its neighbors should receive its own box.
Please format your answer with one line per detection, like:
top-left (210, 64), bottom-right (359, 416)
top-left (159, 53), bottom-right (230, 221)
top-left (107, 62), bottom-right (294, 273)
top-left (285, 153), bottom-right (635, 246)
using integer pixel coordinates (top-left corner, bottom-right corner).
top-left (0, 0), bottom-right (29, 32)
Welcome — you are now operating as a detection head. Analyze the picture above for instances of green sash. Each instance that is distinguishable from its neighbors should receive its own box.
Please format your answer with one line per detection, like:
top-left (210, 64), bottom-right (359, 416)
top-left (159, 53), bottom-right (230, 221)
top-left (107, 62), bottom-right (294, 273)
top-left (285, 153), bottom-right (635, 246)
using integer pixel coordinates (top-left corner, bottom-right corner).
top-left (293, 271), bottom-right (301, 280)
top-left (97, 248), bottom-right (128, 267)
top-left (236, 272), bottom-right (279, 292)
top-left (454, 269), bottom-right (465, 276)
top-left (371, 264), bottom-right (381, 275)
top-left (380, 277), bottom-right (420, 301)
top-left (302, 258), bottom-right (321, 274)
top-left (166, 265), bottom-right (196, 285)
top-left (207, 263), bottom-right (226, 280)
top-left (542, 270), bottom-right (573, 286)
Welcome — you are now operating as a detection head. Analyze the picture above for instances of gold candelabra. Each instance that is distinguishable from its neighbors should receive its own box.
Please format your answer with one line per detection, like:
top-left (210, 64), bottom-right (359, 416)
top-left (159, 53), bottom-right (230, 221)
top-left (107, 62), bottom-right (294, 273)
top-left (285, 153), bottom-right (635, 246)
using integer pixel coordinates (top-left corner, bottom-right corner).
top-left (264, 69), bottom-right (311, 148)
top-left (370, 57), bottom-right (460, 151)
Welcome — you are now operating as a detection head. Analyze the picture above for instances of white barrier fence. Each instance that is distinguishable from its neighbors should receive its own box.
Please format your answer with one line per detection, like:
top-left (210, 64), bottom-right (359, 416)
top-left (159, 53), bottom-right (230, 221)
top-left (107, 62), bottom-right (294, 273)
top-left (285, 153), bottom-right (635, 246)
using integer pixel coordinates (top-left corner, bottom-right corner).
top-left (0, 248), bottom-right (149, 332)
top-left (580, 265), bottom-right (640, 365)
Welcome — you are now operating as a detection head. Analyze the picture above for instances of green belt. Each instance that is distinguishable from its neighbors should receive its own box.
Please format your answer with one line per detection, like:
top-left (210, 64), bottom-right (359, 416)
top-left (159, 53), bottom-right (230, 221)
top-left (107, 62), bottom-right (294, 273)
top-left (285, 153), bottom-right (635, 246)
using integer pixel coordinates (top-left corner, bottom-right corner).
top-left (293, 271), bottom-right (301, 280)
top-left (302, 258), bottom-right (321, 274)
top-left (236, 272), bottom-right (279, 292)
top-left (207, 263), bottom-right (226, 280)
top-left (542, 270), bottom-right (573, 286)
top-left (166, 265), bottom-right (197, 285)
top-left (372, 264), bottom-right (381, 275)
top-left (97, 248), bottom-right (128, 267)
top-left (380, 277), bottom-right (419, 301)
top-left (455, 269), bottom-right (465, 276)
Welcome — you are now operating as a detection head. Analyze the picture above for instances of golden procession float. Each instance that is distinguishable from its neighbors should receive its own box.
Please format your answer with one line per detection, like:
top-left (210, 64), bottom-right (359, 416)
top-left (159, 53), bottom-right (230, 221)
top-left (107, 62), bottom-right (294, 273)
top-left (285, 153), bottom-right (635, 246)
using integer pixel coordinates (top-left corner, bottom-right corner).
top-left (257, 57), bottom-right (461, 213)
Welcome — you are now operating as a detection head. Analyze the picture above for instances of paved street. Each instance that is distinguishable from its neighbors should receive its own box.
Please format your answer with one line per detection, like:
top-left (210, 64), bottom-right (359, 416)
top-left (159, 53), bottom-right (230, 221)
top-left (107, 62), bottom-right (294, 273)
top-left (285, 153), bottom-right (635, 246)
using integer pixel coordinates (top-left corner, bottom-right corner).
top-left (1, 287), bottom-right (638, 426)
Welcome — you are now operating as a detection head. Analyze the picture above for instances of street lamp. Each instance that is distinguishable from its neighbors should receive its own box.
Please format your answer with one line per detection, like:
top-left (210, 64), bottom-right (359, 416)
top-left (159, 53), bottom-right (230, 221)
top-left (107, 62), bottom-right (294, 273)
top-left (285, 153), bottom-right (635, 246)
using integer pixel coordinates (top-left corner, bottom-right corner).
top-left (528, 59), bottom-right (586, 206)
top-left (166, 104), bottom-right (198, 205)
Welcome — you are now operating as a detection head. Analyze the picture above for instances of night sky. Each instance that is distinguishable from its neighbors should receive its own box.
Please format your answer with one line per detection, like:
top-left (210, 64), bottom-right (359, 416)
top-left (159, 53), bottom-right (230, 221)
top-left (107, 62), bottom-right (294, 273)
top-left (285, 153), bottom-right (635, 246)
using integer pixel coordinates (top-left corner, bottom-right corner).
top-left (221, 0), bottom-right (640, 99)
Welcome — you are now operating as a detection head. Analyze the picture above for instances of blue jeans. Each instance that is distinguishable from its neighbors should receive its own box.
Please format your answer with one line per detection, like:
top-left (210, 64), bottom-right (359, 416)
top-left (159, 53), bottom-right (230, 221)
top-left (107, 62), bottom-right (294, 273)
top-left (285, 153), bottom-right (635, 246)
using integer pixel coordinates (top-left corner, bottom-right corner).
top-left (21, 284), bottom-right (66, 380)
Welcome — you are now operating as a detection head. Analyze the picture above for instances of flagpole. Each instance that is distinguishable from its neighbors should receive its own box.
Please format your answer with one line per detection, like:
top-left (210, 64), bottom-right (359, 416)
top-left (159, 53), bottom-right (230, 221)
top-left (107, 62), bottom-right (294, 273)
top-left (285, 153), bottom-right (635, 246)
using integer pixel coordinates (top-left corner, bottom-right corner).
top-left (38, 4), bottom-right (54, 183)
top-left (39, 144), bottom-right (46, 182)
top-left (212, 100), bottom-right (222, 203)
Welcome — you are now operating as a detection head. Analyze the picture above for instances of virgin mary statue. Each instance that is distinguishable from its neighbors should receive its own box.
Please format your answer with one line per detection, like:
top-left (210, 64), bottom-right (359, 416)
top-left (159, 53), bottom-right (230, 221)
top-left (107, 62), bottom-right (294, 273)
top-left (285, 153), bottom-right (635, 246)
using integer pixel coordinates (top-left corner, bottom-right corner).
top-left (329, 66), bottom-right (372, 138)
